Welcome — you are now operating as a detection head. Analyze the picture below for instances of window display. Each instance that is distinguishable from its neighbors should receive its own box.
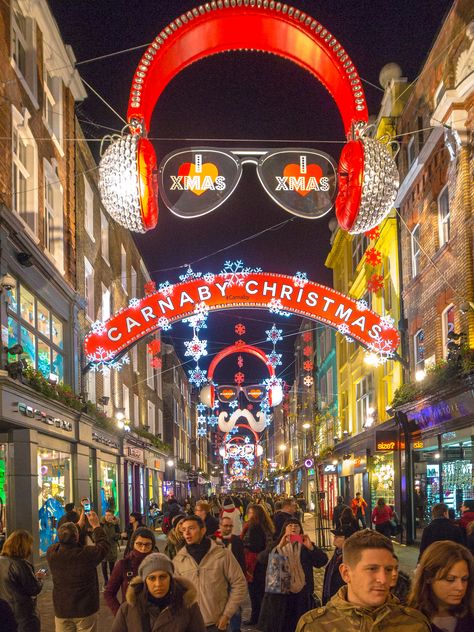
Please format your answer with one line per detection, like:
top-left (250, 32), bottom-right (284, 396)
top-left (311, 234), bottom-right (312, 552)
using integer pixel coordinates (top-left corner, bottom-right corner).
top-left (100, 461), bottom-right (118, 515)
top-left (370, 453), bottom-right (395, 508)
top-left (38, 448), bottom-right (72, 556)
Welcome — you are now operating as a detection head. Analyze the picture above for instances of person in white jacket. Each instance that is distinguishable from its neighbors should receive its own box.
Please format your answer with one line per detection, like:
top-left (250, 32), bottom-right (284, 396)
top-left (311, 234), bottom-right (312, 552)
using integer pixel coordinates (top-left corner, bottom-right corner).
top-left (221, 497), bottom-right (242, 536)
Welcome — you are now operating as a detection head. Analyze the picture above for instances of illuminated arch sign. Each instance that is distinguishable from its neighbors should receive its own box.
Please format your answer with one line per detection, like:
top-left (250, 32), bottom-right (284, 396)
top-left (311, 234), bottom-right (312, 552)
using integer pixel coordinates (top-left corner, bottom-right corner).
top-left (84, 272), bottom-right (399, 364)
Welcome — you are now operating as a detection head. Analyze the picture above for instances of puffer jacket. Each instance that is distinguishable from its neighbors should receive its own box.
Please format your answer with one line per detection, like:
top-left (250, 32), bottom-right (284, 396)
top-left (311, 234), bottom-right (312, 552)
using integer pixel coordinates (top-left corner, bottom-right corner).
top-left (111, 576), bottom-right (206, 632)
top-left (0, 556), bottom-right (42, 631)
top-left (173, 539), bottom-right (247, 626)
top-left (295, 587), bottom-right (430, 632)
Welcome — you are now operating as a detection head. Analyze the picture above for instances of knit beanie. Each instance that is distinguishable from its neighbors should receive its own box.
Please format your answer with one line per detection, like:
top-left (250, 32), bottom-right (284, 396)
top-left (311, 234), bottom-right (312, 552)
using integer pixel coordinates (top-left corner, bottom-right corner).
top-left (138, 553), bottom-right (174, 580)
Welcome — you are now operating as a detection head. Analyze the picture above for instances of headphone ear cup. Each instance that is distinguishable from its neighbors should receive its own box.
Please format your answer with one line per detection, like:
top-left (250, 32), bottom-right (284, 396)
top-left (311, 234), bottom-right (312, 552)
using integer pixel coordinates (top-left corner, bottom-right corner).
top-left (335, 140), bottom-right (364, 232)
top-left (99, 135), bottom-right (158, 233)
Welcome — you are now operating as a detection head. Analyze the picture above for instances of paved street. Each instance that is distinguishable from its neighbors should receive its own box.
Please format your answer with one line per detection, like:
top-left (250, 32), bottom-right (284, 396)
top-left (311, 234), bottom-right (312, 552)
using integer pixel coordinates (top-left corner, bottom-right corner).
top-left (37, 514), bottom-right (420, 631)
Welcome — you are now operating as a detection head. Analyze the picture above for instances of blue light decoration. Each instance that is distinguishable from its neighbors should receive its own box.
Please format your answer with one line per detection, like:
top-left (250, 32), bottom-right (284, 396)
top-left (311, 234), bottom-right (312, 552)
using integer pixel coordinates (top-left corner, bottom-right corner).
top-left (184, 335), bottom-right (208, 362)
top-left (207, 414), bottom-right (218, 428)
top-left (128, 297), bottom-right (140, 308)
top-left (197, 403), bottom-right (207, 413)
top-left (265, 324), bottom-right (283, 345)
top-left (267, 350), bottom-right (282, 368)
top-left (188, 366), bottom-right (208, 387)
top-left (293, 271), bottom-right (309, 288)
top-left (197, 426), bottom-right (207, 437)
top-left (179, 265), bottom-right (202, 282)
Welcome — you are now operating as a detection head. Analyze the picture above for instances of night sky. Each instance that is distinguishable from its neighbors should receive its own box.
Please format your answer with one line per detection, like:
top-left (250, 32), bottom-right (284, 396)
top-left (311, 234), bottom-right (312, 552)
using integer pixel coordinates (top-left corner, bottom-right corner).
top-left (50, 0), bottom-right (450, 383)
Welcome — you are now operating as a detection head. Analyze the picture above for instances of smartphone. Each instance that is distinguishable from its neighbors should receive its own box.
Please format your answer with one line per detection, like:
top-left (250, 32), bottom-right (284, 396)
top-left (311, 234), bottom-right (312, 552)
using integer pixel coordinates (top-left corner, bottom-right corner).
top-left (289, 534), bottom-right (303, 544)
top-left (83, 502), bottom-right (91, 512)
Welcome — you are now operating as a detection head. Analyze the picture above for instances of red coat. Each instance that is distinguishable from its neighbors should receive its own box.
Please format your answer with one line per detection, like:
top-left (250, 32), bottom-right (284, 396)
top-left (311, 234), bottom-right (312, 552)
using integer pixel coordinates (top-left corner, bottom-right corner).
top-left (459, 510), bottom-right (474, 530)
top-left (371, 505), bottom-right (393, 525)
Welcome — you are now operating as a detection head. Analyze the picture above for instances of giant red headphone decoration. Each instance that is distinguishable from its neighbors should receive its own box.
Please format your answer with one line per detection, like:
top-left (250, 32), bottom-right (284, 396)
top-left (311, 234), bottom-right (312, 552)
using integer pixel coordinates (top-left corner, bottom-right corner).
top-left (98, 2), bottom-right (398, 234)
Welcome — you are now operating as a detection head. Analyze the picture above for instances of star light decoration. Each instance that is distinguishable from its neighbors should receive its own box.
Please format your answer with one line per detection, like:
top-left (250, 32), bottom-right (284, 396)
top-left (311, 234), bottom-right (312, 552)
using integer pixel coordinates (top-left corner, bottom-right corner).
top-left (266, 324), bottom-right (283, 345)
top-left (184, 335), bottom-right (208, 362)
top-left (188, 366), bottom-right (208, 387)
top-left (293, 271), bottom-right (308, 288)
top-left (267, 351), bottom-right (282, 369)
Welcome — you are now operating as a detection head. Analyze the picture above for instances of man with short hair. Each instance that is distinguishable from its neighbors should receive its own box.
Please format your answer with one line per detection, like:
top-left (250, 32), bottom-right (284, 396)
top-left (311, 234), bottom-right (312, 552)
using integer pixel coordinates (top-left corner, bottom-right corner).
top-left (47, 510), bottom-right (110, 632)
top-left (351, 492), bottom-right (368, 529)
top-left (194, 500), bottom-right (219, 536)
top-left (296, 529), bottom-right (430, 632)
top-left (272, 498), bottom-right (296, 538)
top-left (322, 526), bottom-right (349, 605)
top-left (418, 502), bottom-right (464, 560)
top-left (174, 515), bottom-right (247, 631)
top-left (58, 502), bottom-right (79, 528)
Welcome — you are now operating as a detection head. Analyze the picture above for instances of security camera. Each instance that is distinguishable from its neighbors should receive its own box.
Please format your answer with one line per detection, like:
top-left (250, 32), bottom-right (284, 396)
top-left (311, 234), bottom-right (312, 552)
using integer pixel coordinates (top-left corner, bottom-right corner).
top-left (0, 273), bottom-right (16, 291)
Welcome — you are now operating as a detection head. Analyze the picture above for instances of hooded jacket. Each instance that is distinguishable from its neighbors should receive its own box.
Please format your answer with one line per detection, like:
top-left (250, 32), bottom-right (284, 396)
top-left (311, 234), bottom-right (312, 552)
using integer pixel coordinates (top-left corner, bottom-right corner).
top-left (173, 539), bottom-right (247, 626)
top-left (111, 576), bottom-right (206, 632)
top-left (104, 549), bottom-right (151, 615)
top-left (295, 586), bottom-right (430, 632)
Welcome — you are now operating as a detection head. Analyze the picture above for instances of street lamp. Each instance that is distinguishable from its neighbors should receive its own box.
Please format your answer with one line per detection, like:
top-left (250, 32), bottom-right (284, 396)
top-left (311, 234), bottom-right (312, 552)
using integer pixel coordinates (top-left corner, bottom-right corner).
top-left (167, 459), bottom-right (175, 467)
top-left (302, 422), bottom-right (311, 429)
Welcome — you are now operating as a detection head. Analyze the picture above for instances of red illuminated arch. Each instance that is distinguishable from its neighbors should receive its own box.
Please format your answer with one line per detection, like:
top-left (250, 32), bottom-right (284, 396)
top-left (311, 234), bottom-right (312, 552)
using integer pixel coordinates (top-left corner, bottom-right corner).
top-left (127, 3), bottom-right (368, 136)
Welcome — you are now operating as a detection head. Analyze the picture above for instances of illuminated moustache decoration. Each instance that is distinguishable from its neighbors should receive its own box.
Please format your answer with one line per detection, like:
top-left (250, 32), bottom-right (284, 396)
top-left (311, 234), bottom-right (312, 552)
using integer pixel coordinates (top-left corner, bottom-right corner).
top-left (218, 408), bottom-right (268, 433)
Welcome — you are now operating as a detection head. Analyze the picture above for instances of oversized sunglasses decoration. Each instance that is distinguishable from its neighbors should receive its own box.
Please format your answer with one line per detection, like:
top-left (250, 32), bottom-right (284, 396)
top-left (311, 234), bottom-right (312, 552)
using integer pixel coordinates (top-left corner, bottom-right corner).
top-left (216, 384), bottom-right (267, 404)
top-left (98, 2), bottom-right (399, 236)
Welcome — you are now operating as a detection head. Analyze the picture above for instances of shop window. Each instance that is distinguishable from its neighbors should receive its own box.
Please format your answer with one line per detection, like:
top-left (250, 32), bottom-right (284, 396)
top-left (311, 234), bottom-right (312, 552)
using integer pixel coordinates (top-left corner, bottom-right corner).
top-left (84, 176), bottom-right (94, 239)
top-left (407, 137), bottom-right (415, 168)
top-left (38, 448), bottom-right (72, 555)
top-left (438, 185), bottom-right (450, 247)
top-left (44, 159), bottom-right (64, 272)
top-left (442, 305), bottom-right (455, 359)
top-left (411, 224), bottom-right (421, 278)
top-left (84, 257), bottom-right (94, 320)
top-left (414, 329), bottom-right (425, 370)
top-left (7, 279), bottom-right (65, 381)
top-left (100, 461), bottom-right (118, 515)
top-left (11, 1), bottom-right (37, 100)
top-left (100, 211), bottom-right (109, 263)
top-left (356, 375), bottom-right (373, 432)
top-left (43, 65), bottom-right (63, 145)
top-left (121, 245), bottom-right (128, 293)
top-left (371, 453), bottom-right (395, 509)
top-left (12, 106), bottom-right (38, 234)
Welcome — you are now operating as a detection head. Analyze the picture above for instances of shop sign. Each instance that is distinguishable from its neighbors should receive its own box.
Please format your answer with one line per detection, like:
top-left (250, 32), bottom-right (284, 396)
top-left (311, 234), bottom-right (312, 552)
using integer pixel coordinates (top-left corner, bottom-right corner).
top-left (353, 455), bottom-right (367, 473)
top-left (375, 431), bottom-right (404, 452)
top-left (15, 402), bottom-right (72, 432)
top-left (126, 446), bottom-right (144, 462)
top-left (413, 440), bottom-right (424, 449)
top-left (304, 458), bottom-right (314, 468)
top-left (92, 431), bottom-right (119, 449)
top-left (340, 459), bottom-right (354, 477)
top-left (323, 464), bottom-right (337, 473)
top-left (407, 390), bottom-right (474, 431)
top-left (154, 458), bottom-right (165, 471)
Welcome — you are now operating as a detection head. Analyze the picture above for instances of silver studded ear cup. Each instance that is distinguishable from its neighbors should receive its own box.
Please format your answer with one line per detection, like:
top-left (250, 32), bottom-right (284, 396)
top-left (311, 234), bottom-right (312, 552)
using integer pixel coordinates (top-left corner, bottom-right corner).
top-left (349, 137), bottom-right (399, 234)
top-left (98, 135), bottom-right (146, 233)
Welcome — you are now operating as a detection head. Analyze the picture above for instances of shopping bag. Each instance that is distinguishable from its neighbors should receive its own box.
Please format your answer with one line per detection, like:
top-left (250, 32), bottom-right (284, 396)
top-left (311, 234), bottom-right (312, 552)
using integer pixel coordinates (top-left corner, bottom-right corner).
top-left (264, 550), bottom-right (291, 594)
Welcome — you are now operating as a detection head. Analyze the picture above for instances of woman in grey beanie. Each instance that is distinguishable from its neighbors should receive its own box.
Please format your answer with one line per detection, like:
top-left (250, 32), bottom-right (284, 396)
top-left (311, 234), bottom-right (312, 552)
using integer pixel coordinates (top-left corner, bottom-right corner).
top-left (111, 552), bottom-right (206, 632)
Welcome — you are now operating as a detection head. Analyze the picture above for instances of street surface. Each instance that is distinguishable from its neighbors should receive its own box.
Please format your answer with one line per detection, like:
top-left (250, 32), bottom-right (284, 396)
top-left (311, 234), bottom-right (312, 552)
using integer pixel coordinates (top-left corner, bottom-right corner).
top-left (37, 514), bottom-right (420, 631)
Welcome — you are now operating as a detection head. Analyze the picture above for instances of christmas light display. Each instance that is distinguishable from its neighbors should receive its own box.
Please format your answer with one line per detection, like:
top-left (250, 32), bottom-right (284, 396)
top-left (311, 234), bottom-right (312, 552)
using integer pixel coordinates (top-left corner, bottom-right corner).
top-left (364, 247), bottom-right (383, 267)
top-left (235, 323), bottom-right (246, 336)
top-left (144, 280), bottom-right (156, 295)
top-left (367, 273), bottom-right (385, 293)
top-left (293, 271), bottom-right (309, 288)
top-left (365, 226), bottom-right (381, 241)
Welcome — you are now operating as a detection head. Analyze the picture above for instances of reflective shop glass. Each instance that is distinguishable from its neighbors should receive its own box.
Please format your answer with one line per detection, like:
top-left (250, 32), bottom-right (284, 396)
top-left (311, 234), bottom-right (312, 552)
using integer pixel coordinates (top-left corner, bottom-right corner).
top-left (38, 448), bottom-right (72, 556)
top-left (100, 461), bottom-right (118, 515)
top-left (370, 452), bottom-right (395, 509)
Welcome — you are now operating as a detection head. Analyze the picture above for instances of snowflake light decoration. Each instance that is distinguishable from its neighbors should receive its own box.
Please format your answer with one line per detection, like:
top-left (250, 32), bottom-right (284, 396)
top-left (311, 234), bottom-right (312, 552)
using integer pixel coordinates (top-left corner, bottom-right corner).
top-left (87, 346), bottom-right (113, 364)
top-left (367, 273), bottom-right (384, 293)
top-left (293, 271), bottom-right (309, 288)
top-left (380, 315), bottom-right (395, 330)
top-left (128, 297), bottom-right (140, 309)
top-left (159, 281), bottom-right (174, 297)
top-left (197, 403), bottom-right (207, 413)
top-left (228, 400), bottom-right (238, 410)
top-left (188, 366), bottom-right (207, 387)
top-left (303, 345), bottom-right (312, 357)
top-left (365, 226), bottom-right (381, 241)
top-left (356, 299), bottom-right (368, 312)
top-left (368, 335), bottom-right (396, 357)
top-left (237, 355), bottom-right (244, 368)
top-left (302, 331), bottom-right (312, 342)
top-left (220, 260), bottom-right (250, 287)
top-left (150, 356), bottom-right (162, 369)
top-left (91, 320), bottom-right (107, 336)
top-left (337, 323), bottom-right (350, 335)
top-left (183, 313), bottom-right (207, 330)
top-left (197, 426), bottom-right (207, 437)
top-left (345, 336), bottom-right (355, 343)
top-left (203, 272), bottom-right (215, 284)
top-left (147, 340), bottom-right (161, 355)
top-left (234, 372), bottom-right (245, 385)
top-left (144, 280), bottom-right (156, 295)
top-left (179, 265), bottom-right (202, 282)
top-left (184, 335), bottom-right (208, 362)
top-left (235, 339), bottom-right (246, 347)
top-left (365, 247), bottom-right (383, 267)
top-left (267, 351), bottom-right (282, 368)
top-left (207, 415), bottom-right (218, 428)
top-left (266, 324), bottom-right (283, 344)
top-left (304, 375), bottom-right (314, 387)
top-left (195, 302), bottom-right (209, 317)
top-left (303, 360), bottom-right (314, 371)
top-left (235, 323), bottom-right (246, 336)
top-left (268, 298), bottom-right (291, 317)
top-left (264, 376), bottom-right (282, 392)
top-left (197, 415), bottom-right (207, 425)
top-left (157, 317), bottom-right (171, 331)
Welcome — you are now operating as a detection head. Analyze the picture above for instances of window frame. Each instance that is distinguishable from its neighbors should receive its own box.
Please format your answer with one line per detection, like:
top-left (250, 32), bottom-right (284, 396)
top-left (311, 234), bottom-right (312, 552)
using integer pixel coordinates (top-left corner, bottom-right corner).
top-left (407, 136), bottom-right (415, 168)
top-left (441, 305), bottom-right (455, 359)
top-left (10, 1), bottom-right (38, 105)
top-left (84, 176), bottom-right (95, 240)
top-left (414, 329), bottom-right (425, 370)
top-left (43, 64), bottom-right (63, 148)
top-left (411, 224), bottom-right (421, 278)
top-left (100, 211), bottom-right (109, 264)
top-left (438, 184), bottom-right (450, 248)
top-left (84, 257), bottom-right (94, 321)
top-left (43, 158), bottom-right (64, 273)
top-left (12, 106), bottom-right (38, 236)
top-left (356, 375), bottom-right (373, 432)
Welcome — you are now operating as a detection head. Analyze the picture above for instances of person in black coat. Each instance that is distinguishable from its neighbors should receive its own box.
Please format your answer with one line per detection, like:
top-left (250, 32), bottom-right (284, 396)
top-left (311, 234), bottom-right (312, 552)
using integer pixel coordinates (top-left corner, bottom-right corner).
top-left (217, 515), bottom-right (246, 632)
top-left (0, 599), bottom-right (17, 632)
top-left (322, 527), bottom-right (350, 605)
top-left (273, 499), bottom-right (297, 539)
top-left (332, 496), bottom-right (350, 528)
top-left (418, 502), bottom-right (465, 561)
top-left (0, 530), bottom-right (44, 632)
top-left (258, 518), bottom-right (328, 632)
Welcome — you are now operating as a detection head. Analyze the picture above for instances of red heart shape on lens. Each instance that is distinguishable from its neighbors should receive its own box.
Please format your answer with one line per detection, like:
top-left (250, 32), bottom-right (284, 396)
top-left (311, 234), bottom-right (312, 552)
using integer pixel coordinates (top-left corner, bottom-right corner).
top-left (283, 163), bottom-right (323, 197)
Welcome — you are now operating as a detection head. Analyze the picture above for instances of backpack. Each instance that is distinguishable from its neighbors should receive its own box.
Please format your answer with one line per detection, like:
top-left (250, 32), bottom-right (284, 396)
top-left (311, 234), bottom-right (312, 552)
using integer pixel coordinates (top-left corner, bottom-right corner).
top-left (161, 515), bottom-right (172, 535)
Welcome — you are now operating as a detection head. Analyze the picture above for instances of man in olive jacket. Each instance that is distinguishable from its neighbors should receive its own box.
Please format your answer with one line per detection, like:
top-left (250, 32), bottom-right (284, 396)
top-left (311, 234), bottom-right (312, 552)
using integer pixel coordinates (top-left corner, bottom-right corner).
top-left (47, 509), bottom-right (110, 632)
top-left (173, 515), bottom-right (247, 631)
top-left (296, 530), bottom-right (430, 632)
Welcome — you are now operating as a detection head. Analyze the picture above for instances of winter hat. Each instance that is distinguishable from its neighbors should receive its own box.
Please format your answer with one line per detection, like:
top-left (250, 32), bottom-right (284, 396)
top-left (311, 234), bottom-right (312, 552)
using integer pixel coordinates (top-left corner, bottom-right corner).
top-left (171, 513), bottom-right (186, 529)
top-left (138, 553), bottom-right (174, 580)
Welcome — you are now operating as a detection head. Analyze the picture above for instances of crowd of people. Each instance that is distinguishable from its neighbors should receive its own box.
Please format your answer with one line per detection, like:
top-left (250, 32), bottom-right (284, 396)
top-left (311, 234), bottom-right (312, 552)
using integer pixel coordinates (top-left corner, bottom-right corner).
top-left (0, 493), bottom-right (474, 631)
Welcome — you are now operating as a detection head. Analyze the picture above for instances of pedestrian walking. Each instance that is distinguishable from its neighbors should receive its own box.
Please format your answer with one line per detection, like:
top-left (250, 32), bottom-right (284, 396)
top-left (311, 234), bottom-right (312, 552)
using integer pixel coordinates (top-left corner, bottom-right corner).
top-left (194, 501), bottom-right (219, 537)
top-left (408, 540), bottom-right (474, 632)
top-left (216, 515), bottom-right (246, 632)
top-left (0, 529), bottom-right (44, 632)
top-left (221, 497), bottom-right (242, 536)
top-left (371, 498), bottom-right (393, 537)
top-left (122, 512), bottom-right (145, 556)
top-left (350, 492), bottom-right (368, 529)
top-left (418, 503), bottom-right (465, 560)
top-left (296, 529), bottom-right (430, 632)
top-left (173, 515), bottom-right (247, 631)
top-left (111, 552), bottom-right (206, 632)
top-left (46, 510), bottom-right (110, 632)
top-left (241, 503), bottom-right (275, 625)
top-left (164, 514), bottom-right (186, 559)
top-left (258, 518), bottom-right (327, 632)
top-left (101, 510), bottom-right (121, 585)
top-left (273, 499), bottom-right (297, 539)
top-left (458, 499), bottom-right (474, 533)
top-left (339, 507), bottom-right (359, 535)
top-left (104, 527), bottom-right (156, 615)
top-left (332, 497), bottom-right (350, 529)
top-left (322, 527), bottom-right (351, 605)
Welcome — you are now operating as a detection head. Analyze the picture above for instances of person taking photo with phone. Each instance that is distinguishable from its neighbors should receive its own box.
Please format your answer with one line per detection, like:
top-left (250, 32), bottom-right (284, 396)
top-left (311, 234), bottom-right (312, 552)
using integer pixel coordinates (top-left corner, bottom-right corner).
top-left (258, 518), bottom-right (328, 632)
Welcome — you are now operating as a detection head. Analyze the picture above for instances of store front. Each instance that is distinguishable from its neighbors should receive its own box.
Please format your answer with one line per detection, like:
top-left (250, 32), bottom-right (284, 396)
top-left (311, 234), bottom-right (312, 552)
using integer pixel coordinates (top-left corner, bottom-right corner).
top-left (124, 444), bottom-right (146, 519)
top-left (318, 461), bottom-right (338, 522)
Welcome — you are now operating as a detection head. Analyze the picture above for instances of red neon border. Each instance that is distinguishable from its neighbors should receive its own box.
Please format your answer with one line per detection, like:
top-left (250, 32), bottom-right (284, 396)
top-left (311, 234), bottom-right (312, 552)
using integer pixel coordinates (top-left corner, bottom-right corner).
top-left (127, 3), bottom-right (368, 136)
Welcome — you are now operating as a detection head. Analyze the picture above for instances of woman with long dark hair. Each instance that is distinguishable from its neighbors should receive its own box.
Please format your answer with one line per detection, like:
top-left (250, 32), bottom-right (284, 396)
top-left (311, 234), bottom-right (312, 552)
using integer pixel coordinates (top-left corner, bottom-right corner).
top-left (112, 553), bottom-right (206, 632)
top-left (258, 518), bottom-right (327, 632)
top-left (241, 503), bottom-right (274, 625)
top-left (408, 540), bottom-right (474, 632)
top-left (0, 530), bottom-right (44, 632)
